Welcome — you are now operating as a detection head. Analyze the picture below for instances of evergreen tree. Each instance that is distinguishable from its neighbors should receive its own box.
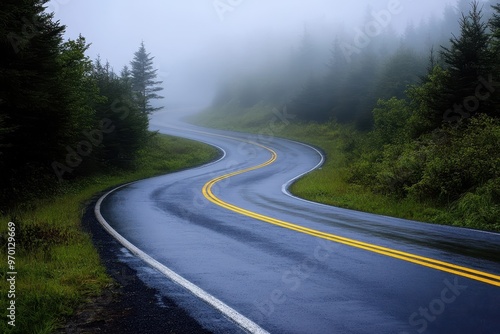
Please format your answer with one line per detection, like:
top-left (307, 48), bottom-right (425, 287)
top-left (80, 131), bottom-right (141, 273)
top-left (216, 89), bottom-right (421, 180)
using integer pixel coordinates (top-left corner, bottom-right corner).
top-left (440, 1), bottom-right (495, 119)
top-left (93, 59), bottom-right (149, 168)
top-left (0, 0), bottom-right (70, 205)
top-left (322, 38), bottom-right (349, 121)
top-left (342, 51), bottom-right (380, 128)
top-left (58, 35), bottom-right (99, 142)
top-left (408, 1), bottom-right (494, 136)
top-left (290, 76), bottom-right (329, 122)
top-left (488, 2), bottom-right (500, 117)
top-left (121, 65), bottom-right (132, 87)
top-left (374, 47), bottom-right (426, 101)
top-left (490, 3), bottom-right (500, 54)
top-left (425, 46), bottom-right (437, 77)
top-left (295, 27), bottom-right (316, 77)
top-left (130, 42), bottom-right (164, 114)
top-left (442, 2), bottom-right (493, 79)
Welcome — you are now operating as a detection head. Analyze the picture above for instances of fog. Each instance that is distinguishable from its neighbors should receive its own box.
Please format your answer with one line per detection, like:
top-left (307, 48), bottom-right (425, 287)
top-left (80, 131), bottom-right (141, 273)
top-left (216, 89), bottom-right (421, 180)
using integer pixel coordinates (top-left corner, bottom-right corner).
top-left (49, 0), bottom-right (468, 108)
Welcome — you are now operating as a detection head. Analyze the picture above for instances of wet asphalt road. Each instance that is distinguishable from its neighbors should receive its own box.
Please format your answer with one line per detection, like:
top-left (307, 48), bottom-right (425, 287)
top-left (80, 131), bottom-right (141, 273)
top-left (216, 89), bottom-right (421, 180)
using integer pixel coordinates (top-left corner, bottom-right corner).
top-left (99, 111), bottom-right (500, 334)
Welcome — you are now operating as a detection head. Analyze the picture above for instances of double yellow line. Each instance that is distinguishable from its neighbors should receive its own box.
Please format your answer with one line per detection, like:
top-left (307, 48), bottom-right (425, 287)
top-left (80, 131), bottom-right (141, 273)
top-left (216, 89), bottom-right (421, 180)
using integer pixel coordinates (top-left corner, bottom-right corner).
top-left (202, 138), bottom-right (500, 287)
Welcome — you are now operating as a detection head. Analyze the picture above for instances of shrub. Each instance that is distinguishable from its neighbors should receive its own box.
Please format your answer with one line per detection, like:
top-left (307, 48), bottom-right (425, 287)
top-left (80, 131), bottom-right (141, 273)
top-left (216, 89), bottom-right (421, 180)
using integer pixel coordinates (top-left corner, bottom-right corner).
top-left (409, 115), bottom-right (500, 202)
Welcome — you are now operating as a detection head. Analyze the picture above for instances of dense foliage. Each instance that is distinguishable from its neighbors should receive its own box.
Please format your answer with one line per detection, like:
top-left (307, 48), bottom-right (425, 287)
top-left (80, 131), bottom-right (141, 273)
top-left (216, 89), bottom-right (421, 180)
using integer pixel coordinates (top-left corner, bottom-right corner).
top-left (347, 3), bottom-right (500, 228)
top-left (207, 1), bottom-right (500, 229)
top-left (0, 0), bottom-right (163, 211)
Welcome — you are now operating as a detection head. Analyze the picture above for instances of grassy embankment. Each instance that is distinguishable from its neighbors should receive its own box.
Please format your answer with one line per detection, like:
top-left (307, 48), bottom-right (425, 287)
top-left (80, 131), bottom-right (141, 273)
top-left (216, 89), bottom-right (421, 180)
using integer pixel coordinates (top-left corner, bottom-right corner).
top-left (193, 103), bottom-right (496, 232)
top-left (0, 134), bottom-right (219, 334)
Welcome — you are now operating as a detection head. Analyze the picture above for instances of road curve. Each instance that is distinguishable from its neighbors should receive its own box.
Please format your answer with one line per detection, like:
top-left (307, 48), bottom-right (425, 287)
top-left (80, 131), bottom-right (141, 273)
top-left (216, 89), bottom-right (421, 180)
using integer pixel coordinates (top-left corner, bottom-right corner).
top-left (97, 110), bottom-right (500, 334)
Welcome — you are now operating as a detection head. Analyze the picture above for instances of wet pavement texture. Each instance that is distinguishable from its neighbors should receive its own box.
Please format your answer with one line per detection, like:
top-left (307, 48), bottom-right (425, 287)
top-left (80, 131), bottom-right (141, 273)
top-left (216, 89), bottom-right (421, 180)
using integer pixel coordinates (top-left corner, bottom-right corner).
top-left (98, 111), bottom-right (500, 334)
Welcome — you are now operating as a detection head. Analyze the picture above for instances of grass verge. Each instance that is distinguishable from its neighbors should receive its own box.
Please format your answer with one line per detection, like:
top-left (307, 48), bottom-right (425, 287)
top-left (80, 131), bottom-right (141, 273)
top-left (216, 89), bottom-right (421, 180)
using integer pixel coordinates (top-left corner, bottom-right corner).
top-left (0, 134), bottom-right (220, 333)
top-left (191, 104), bottom-right (498, 232)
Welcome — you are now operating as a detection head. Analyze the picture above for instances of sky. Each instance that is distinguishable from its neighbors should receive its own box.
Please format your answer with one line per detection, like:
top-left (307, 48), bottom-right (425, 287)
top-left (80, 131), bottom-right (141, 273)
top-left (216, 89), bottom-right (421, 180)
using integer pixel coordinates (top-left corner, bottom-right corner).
top-left (49, 0), bottom-right (460, 107)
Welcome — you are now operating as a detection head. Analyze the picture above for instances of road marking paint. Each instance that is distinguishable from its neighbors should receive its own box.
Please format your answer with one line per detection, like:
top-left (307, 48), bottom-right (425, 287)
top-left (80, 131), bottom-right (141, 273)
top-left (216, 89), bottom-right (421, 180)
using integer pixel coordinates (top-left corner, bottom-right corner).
top-left (202, 140), bottom-right (500, 287)
top-left (95, 186), bottom-right (270, 334)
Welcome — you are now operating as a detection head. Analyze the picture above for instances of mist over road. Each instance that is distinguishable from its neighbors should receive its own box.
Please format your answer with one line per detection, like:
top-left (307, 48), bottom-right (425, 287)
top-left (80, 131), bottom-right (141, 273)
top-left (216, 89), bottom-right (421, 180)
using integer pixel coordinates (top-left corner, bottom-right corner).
top-left (97, 110), bottom-right (500, 334)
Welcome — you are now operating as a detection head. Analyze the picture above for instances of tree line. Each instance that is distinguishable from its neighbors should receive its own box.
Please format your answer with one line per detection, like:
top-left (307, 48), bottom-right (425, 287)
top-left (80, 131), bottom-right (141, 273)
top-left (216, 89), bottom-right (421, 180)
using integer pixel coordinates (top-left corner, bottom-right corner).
top-left (210, 1), bottom-right (500, 227)
top-left (212, 1), bottom-right (497, 129)
top-left (0, 0), bottom-right (163, 210)
top-left (348, 2), bottom-right (500, 227)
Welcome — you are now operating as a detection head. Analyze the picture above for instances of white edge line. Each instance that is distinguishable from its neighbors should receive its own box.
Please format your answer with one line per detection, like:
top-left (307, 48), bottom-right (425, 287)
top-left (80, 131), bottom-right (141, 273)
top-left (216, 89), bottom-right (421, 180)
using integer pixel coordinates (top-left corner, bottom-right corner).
top-left (191, 141), bottom-right (227, 168)
top-left (280, 139), bottom-right (325, 202)
top-left (278, 138), bottom-right (500, 236)
top-left (94, 188), bottom-right (270, 334)
top-left (157, 123), bottom-right (500, 236)
top-left (93, 169), bottom-right (269, 334)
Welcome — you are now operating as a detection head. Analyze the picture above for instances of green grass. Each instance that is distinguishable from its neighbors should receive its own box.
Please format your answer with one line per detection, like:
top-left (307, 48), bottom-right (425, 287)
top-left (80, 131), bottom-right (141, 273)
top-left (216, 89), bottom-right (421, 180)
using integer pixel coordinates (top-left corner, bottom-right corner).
top-left (191, 105), bottom-right (494, 231)
top-left (0, 134), bottom-right (219, 333)
top-left (193, 102), bottom-right (276, 130)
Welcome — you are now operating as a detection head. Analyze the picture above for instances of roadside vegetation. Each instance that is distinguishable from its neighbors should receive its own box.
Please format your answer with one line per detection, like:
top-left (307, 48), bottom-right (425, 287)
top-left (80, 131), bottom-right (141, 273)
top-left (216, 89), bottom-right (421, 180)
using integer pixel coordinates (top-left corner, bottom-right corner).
top-left (0, 134), bottom-right (219, 334)
top-left (0, 1), bottom-right (220, 332)
top-left (194, 106), bottom-right (476, 230)
top-left (194, 2), bottom-right (500, 233)
top-left (1, 0), bottom-right (165, 211)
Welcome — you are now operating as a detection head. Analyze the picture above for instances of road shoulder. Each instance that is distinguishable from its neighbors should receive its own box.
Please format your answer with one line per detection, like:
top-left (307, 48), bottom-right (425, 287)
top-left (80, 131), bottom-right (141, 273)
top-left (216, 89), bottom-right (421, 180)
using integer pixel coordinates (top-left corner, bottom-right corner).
top-left (56, 195), bottom-right (213, 334)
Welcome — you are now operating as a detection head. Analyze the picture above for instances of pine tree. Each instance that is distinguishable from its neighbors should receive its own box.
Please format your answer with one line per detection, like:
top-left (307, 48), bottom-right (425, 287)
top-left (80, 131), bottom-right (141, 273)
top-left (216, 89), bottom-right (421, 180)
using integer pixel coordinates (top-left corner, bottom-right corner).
top-left (488, 2), bottom-right (500, 116)
top-left (92, 58), bottom-right (149, 167)
top-left (58, 35), bottom-right (99, 142)
top-left (441, 2), bottom-right (493, 85)
top-left (0, 0), bottom-right (72, 205)
top-left (490, 3), bottom-right (500, 55)
top-left (121, 65), bottom-right (132, 87)
top-left (437, 1), bottom-right (495, 123)
top-left (130, 42), bottom-right (164, 114)
top-left (374, 47), bottom-right (425, 101)
top-left (322, 37), bottom-right (349, 121)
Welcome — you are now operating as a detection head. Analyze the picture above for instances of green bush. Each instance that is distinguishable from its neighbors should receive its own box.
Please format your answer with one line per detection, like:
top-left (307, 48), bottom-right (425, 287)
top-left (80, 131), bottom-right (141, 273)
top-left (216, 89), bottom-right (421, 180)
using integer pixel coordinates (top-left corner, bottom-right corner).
top-left (375, 143), bottom-right (426, 197)
top-left (455, 178), bottom-right (500, 228)
top-left (372, 97), bottom-right (412, 146)
top-left (409, 116), bottom-right (500, 202)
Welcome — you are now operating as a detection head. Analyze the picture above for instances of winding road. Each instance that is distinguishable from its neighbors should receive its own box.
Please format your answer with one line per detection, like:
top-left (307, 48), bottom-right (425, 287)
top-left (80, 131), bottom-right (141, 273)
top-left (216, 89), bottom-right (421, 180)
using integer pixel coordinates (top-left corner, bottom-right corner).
top-left (96, 110), bottom-right (500, 334)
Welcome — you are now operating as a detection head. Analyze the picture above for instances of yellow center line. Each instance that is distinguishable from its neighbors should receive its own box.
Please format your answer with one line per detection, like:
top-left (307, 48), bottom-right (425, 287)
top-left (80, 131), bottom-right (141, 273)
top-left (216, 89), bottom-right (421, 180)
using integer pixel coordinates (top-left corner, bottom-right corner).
top-left (201, 137), bottom-right (500, 287)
